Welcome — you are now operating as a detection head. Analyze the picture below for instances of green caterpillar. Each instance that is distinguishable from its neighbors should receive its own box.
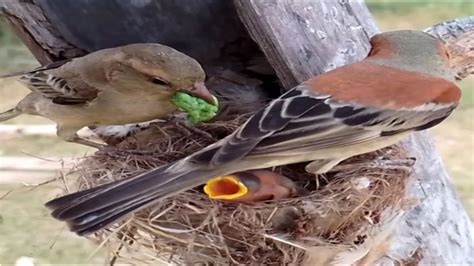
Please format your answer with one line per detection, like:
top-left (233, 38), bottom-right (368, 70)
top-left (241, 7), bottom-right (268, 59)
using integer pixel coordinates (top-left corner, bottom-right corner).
top-left (171, 92), bottom-right (219, 123)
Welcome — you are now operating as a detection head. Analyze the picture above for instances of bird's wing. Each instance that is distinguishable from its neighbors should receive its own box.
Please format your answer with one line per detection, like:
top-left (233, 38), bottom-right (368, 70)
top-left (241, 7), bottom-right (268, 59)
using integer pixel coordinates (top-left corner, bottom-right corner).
top-left (43, 62), bottom-right (460, 236)
top-left (249, 95), bottom-right (455, 156)
top-left (192, 63), bottom-right (460, 166)
top-left (0, 59), bottom-right (71, 78)
top-left (18, 71), bottom-right (98, 105)
top-left (6, 59), bottom-right (99, 105)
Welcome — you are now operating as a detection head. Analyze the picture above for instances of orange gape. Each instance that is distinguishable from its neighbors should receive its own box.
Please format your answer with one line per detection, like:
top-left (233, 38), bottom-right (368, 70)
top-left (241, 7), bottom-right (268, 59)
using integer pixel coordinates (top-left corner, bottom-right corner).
top-left (45, 30), bottom-right (462, 236)
top-left (204, 170), bottom-right (300, 203)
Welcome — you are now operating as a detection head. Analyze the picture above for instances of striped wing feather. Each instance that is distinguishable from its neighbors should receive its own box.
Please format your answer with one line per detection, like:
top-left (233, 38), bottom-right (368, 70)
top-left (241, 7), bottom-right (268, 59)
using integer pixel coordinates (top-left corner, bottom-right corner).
top-left (192, 84), bottom-right (456, 165)
top-left (13, 59), bottom-right (98, 105)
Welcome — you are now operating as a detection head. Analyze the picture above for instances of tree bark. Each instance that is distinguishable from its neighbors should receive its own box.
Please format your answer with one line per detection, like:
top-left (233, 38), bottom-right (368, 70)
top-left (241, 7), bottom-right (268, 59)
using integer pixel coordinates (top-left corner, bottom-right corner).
top-left (0, 0), bottom-right (278, 97)
top-left (1, 0), bottom-right (472, 264)
top-left (233, 0), bottom-right (473, 264)
top-left (234, 0), bottom-right (380, 88)
top-left (425, 16), bottom-right (474, 80)
top-left (0, 0), bottom-right (84, 64)
top-left (0, 0), bottom-right (250, 64)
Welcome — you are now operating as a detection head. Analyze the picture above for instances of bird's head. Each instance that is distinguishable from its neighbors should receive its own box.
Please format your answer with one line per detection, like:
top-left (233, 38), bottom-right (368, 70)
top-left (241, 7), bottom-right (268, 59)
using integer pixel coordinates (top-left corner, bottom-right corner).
top-left (106, 43), bottom-right (215, 104)
top-left (367, 30), bottom-right (454, 80)
top-left (203, 173), bottom-right (255, 201)
top-left (203, 171), bottom-right (299, 203)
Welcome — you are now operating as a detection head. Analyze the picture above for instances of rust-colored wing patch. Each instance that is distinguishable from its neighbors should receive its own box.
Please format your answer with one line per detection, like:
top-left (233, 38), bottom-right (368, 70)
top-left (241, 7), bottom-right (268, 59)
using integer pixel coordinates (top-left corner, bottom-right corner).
top-left (303, 62), bottom-right (461, 109)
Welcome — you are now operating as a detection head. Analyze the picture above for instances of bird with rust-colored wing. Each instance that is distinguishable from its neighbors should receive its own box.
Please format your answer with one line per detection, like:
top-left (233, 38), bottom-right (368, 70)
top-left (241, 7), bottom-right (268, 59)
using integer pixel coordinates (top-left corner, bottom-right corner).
top-left (0, 43), bottom-right (215, 148)
top-left (45, 30), bottom-right (461, 235)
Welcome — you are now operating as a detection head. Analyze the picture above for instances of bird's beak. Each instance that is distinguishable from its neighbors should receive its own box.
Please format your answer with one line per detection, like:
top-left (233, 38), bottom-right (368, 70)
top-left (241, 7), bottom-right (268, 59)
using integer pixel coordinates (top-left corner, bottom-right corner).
top-left (188, 82), bottom-right (216, 105)
top-left (204, 175), bottom-right (249, 200)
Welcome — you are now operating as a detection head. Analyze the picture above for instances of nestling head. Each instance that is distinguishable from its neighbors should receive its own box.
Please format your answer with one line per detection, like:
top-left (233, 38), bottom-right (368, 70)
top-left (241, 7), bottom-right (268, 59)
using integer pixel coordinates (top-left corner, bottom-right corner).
top-left (204, 170), bottom-right (298, 203)
top-left (367, 30), bottom-right (454, 80)
top-left (107, 43), bottom-right (215, 104)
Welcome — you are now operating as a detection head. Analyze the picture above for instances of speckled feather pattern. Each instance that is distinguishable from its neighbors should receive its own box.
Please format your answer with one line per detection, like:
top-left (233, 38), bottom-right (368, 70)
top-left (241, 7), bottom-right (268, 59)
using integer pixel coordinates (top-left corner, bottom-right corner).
top-left (44, 30), bottom-right (462, 235)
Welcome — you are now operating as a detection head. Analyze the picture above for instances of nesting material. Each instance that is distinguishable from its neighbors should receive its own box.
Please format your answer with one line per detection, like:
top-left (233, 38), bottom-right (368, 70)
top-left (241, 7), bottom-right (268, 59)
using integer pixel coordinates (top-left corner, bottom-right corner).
top-left (64, 115), bottom-right (414, 265)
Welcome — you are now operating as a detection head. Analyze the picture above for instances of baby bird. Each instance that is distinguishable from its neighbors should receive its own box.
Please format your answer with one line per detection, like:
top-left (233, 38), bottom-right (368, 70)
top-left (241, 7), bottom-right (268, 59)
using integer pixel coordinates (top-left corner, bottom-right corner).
top-left (204, 170), bottom-right (300, 203)
top-left (0, 43), bottom-right (215, 148)
top-left (45, 30), bottom-right (463, 236)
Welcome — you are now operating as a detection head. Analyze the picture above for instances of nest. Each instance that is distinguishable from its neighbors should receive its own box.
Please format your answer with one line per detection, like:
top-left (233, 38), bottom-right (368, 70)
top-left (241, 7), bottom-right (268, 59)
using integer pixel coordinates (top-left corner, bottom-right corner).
top-left (66, 115), bottom-right (415, 265)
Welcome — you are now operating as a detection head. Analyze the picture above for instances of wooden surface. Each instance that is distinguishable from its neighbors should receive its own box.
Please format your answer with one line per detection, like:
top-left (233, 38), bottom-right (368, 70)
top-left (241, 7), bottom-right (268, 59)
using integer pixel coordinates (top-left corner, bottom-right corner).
top-left (233, 0), bottom-right (473, 264)
top-left (425, 16), bottom-right (474, 80)
top-left (1, 0), bottom-right (251, 64)
top-left (0, 0), bottom-right (279, 98)
top-left (34, 0), bottom-right (248, 63)
top-left (0, 0), bottom-right (84, 64)
top-left (234, 0), bottom-right (379, 88)
top-left (1, 0), bottom-right (472, 263)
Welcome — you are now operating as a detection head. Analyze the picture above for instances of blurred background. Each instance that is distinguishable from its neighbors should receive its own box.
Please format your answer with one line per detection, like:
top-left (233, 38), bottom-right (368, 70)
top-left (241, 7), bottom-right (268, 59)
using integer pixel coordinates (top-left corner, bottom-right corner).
top-left (0, 0), bottom-right (472, 264)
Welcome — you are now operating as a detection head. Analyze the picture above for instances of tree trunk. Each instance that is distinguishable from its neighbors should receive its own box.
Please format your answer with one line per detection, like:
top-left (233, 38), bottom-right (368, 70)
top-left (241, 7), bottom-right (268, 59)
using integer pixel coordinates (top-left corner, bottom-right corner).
top-left (233, 1), bottom-right (473, 264)
top-left (1, 0), bottom-right (472, 264)
top-left (1, 0), bottom-right (249, 64)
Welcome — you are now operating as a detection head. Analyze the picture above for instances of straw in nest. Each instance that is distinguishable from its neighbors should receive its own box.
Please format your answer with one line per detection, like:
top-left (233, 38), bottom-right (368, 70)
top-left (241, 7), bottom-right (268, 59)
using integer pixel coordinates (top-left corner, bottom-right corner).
top-left (61, 114), bottom-right (415, 265)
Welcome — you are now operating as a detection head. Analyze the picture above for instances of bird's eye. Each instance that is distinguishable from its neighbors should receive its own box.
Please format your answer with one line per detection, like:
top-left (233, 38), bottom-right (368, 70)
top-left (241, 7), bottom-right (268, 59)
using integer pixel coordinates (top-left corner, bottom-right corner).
top-left (151, 77), bottom-right (170, 86)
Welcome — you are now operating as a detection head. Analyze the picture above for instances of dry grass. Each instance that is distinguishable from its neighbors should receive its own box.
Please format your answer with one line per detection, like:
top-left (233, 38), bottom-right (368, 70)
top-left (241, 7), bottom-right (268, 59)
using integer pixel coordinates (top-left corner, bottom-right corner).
top-left (61, 115), bottom-right (414, 265)
top-left (0, 2), bottom-right (472, 264)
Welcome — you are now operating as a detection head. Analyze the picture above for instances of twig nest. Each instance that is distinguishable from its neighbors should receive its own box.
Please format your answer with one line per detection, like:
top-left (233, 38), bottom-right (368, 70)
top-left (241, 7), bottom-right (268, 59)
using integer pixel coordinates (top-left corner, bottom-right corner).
top-left (64, 115), bottom-right (414, 265)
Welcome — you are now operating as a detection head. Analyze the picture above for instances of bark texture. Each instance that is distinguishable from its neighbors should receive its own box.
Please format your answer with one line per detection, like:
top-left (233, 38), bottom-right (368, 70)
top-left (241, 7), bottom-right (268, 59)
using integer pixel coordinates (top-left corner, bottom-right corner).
top-left (1, 0), bottom-right (472, 264)
top-left (425, 16), bottom-right (474, 80)
top-left (1, 0), bottom-right (249, 63)
top-left (234, 0), bottom-right (379, 88)
top-left (233, 0), bottom-right (473, 264)
top-left (0, 0), bottom-right (84, 64)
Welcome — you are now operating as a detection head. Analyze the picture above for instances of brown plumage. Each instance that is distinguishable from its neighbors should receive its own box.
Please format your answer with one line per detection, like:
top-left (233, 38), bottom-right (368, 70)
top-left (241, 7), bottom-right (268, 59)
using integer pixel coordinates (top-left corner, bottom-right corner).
top-left (0, 43), bottom-right (215, 148)
top-left (45, 30), bottom-right (461, 236)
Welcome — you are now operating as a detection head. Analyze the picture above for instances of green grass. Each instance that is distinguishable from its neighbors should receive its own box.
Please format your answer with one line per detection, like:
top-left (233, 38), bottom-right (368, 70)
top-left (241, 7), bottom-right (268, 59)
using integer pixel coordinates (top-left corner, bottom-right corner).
top-left (0, 19), bottom-right (39, 73)
top-left (0, 19), bottom-right (99, 263)
top-left (367, 0), bottom-right (472, 15)
top-left (432, 108), bottom-right (474, 216)
top-left (0, 135), bottom-right (92, 157)
top-left (367, 0), bottom-right (474, 31)
top-left (0, 184), bottom-right (106, 264)
top-left (458, 79), bottom-right (474, 109)
top-left (0, 1), bottom-right (473, 264)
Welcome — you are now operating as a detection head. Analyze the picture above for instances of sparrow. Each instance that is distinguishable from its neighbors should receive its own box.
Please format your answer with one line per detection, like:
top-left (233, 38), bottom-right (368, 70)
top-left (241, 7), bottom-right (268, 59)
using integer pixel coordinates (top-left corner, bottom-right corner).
top-left (0, 43), bottom-right (215, 148)
top-left (88, 69), bottom-right (270, 146)
top-left (203, 170), bottom-right (299, 203)
top-left (45, 30), bottom-right (461, 235)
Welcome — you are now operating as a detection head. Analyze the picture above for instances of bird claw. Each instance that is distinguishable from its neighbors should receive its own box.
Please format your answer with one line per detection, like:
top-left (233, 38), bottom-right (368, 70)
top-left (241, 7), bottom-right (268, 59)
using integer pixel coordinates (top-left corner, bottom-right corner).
top-left (170, 118), bottom-right (215, 141)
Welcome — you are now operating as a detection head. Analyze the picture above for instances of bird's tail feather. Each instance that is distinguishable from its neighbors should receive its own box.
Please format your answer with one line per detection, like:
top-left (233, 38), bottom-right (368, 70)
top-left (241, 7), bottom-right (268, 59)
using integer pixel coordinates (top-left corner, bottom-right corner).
top-left (0, 108), bottom-right (21, 122)
top-left (45, 159), bottom-right (226, 235)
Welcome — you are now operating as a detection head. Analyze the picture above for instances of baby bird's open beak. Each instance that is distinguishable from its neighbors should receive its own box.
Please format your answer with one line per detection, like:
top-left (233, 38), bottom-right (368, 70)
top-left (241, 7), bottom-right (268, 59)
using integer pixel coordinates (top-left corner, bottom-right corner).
top-left (204, 170), bottom-right (300, 203)
top-left (188, 82), bottom-right (216, 105)
top-left (204, 175), bottom-right (249, 200)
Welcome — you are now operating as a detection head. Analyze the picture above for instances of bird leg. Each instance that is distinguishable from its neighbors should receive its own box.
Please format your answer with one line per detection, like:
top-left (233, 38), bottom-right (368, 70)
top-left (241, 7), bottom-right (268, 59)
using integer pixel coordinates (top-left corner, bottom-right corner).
top-left (56, 125), bottom-right (106, 149)
top-left (170, 117), bottom-right (215, 141)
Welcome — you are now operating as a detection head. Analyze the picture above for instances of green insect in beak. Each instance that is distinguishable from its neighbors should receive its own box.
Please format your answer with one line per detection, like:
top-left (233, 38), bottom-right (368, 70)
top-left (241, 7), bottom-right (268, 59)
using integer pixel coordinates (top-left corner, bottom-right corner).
top-left (171, 92), bottom-right (219, 123)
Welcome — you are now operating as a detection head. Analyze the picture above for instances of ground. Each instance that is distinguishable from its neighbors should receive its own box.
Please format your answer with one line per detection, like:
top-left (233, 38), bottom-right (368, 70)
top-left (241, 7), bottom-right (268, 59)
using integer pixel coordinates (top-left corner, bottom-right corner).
top-left (0, 1), bottom-right (472, 264)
